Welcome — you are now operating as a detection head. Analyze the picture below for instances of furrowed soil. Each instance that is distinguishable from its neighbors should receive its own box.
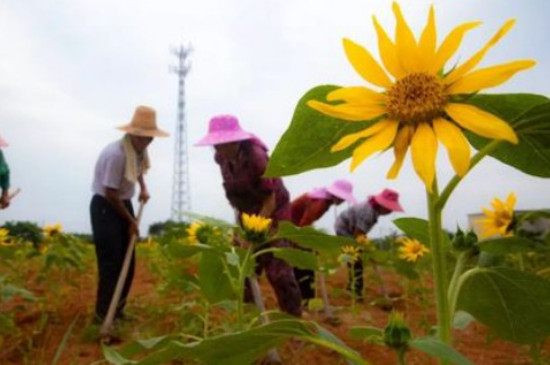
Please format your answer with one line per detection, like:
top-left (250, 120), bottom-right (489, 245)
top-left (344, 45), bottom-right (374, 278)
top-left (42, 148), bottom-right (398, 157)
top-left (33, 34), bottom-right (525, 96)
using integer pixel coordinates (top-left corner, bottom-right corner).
top-left (1, 251), bottom-right (548, 365)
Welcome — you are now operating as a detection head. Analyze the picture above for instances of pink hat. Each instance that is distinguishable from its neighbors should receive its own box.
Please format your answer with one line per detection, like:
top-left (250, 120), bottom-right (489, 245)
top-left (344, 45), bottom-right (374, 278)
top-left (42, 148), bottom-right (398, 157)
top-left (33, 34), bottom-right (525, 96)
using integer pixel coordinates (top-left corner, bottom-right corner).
top-left (195, 115), bottom-right (254, 146)
top-left (306, 187), bottom-right (331, 200)
top-left (0, 134), bottom-right (8, 148)
top-left (326, 179), bottom-right (357, 204)
top-left (371, 188), bottom-right (404, 212)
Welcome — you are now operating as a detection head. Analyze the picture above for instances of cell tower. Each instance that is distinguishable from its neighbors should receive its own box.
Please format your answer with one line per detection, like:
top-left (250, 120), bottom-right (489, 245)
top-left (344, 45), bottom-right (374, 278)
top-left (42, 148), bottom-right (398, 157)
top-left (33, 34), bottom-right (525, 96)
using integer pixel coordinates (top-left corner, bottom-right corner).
top-left (170, 45), bottom-right (192, 221)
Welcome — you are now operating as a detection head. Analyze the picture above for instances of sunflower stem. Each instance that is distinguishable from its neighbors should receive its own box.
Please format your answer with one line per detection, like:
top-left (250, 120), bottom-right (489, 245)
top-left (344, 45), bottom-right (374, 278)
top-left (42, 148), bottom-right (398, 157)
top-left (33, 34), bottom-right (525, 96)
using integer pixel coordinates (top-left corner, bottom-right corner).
top-left (427, 180), bottom-right (452, 351)
top-left (436, 140), bottom-right (502, 211)
top-left (447, 250), bottom-right (472, 318)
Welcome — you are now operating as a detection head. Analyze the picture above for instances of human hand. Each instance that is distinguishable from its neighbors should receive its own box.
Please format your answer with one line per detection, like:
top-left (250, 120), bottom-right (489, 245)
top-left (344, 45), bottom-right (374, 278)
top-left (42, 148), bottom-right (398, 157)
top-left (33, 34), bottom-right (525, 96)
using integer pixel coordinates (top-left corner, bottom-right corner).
top-left (0, 193), bottom-right (10, 209)
top-left (139, 189), bottom-right (150, 203)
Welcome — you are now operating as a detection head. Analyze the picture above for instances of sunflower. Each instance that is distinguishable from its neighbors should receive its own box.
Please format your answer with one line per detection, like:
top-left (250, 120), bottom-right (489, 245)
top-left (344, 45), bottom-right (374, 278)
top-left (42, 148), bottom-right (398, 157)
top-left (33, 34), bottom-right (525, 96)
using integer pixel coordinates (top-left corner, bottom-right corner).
top-left (307, 3), bottom-right (534, 191)
top-left (43, 223), bottom-right (63, 238)
top-left (476, 192), bottom-right (516, 238)
top-left (186, 221), bottom-right (204, 245)
top-left (241, 213), bottom-right (272, 234)
top-left (397, 237), bottom-right (430, 262)
top-left (339, 245), bottom-right (361, 264)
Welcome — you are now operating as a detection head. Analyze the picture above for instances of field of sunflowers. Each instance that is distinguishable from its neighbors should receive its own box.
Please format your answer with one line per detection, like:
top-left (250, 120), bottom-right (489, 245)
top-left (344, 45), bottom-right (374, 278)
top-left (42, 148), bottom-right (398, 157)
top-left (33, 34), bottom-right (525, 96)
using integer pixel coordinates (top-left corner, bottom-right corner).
top-left (2, 2), bottom-right (550, 365)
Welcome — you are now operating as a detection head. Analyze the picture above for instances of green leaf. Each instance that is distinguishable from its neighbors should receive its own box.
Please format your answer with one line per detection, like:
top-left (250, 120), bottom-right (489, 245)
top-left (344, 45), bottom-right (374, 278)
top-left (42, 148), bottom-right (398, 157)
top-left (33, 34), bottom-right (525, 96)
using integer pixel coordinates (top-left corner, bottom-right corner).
top-left (478, 236), bottom-right (539, 254)
top-left (465, 94), bottom-right (550, 177)
top-left (456, 267), bottom-right (550, 343)
top-left (225, 251), bottom-right (240, 267)
top-left (102, 345), bottom-right (137, 365)
top-left (273, 248), bottom-right (318, 270)
top-left (348, 326), bottom-right (383, 341)
top-left (129, 319), bottom-right (369, 365)
top-left (276, 222), bottom-right (355, 253)
top-left (198, 252), bottom-right (235, 304)
top-left (410, 338), bottom-right (473, 365)
top-left (166, 242), bottom-right (212, 259)
top-left (265, 85), bottom-right (379, 177)
top-left (393, 260), bottom-right (420, 280)
top-left (393, 218), bottom-right (431, 247)
top-left (452, 311), bottom-right (476, 330)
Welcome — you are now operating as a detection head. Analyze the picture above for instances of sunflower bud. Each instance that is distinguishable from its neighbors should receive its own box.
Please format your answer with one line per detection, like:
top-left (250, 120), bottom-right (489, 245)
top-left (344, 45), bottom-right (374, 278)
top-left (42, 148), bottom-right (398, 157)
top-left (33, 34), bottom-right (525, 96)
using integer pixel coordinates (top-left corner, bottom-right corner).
top-left (383, 311), bottom-right (411, 351)
top-left (452, 227), bottom-right (477, 251)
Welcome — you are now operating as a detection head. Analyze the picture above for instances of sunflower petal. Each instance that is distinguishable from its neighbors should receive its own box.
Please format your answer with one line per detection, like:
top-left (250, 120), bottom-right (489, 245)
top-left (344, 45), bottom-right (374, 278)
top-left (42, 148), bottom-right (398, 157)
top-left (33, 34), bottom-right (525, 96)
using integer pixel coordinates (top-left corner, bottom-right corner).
top-left (445, 103), bottom-right (518, 144)
top-left (411, 123), bottom-right (438, 192)
top-left (307, 100), bottom-right (386, 122)
top-left (350, 120), bottom-right (399, 171)
top-left (332, 119), bottom-right (393, 152)
top-left (446, 20), bottom-right (516, 83)
top-left (432, 118), bottom-right (470, 176)
top-left (506, 192), bottom-right (517, 210)
top-left (419, 5), bottom-right (437, 68)
top-left (431, 21), bottom-right (482, 73)
top-left (386, 126), bottom-right (412, 179)
top-left (327, 86), bottom-right (386, 105)
top-left (447, 60), bottom-right (536, 94)
top-left (393, 2), bottom-right (420, 72)
top-left (343, 38), bottom-right (392, 88)
top-left (372, 16), bottom-right (404, 79)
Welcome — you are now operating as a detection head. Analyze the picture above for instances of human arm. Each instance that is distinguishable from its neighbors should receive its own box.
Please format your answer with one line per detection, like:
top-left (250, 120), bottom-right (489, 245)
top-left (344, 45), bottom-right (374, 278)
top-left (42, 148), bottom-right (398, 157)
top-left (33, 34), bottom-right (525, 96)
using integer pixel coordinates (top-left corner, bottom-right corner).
top-left (138, 174), bottom-right (150, 203)
top-left (259, 192), bottom-right (276, 218)
top-left (105, 187), bottom-right (139, 237)
top-left (0, 151), bottom-right (10, 209)
top-left (299, 199), bottom-right (330, 227)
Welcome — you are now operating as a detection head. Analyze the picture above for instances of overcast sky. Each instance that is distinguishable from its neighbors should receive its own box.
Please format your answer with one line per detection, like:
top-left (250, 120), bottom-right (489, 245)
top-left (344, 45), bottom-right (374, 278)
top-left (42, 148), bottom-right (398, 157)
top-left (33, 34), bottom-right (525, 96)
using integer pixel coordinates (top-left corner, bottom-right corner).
top-left (1, 0), bottom-right (549, 237)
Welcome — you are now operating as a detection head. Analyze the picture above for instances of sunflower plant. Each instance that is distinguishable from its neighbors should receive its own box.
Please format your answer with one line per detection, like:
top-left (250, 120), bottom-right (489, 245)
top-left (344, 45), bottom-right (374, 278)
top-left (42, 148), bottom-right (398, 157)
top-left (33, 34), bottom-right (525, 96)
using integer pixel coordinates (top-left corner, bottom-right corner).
top-left (266, 1), bottom-right (550, 359)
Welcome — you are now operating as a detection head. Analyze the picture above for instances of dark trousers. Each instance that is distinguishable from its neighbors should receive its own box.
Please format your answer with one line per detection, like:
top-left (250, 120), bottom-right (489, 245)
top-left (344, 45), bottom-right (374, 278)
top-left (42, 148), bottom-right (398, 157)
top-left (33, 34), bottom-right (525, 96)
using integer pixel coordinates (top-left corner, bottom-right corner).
top-left (90, 194), bottom-right (135, 320)
top-left (294, 267), bottom-right (315, 302)
top-left (347, 259), bottom-right (364, 298)
top-left (244, 239), bottom-right (303, 317)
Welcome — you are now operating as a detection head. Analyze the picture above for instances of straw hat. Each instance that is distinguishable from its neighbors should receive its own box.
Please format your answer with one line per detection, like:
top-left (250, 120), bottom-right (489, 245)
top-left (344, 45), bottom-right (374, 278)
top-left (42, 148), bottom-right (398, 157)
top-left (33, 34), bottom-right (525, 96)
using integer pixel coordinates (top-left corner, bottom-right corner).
top-left (117, 106), bottom-right (169, 138)
top-left (371, 188), bottom-right (404, 212)
top-left (0, 134), bottom-right (8, 148)
top-left (195, 115), bottom-right (254, 146)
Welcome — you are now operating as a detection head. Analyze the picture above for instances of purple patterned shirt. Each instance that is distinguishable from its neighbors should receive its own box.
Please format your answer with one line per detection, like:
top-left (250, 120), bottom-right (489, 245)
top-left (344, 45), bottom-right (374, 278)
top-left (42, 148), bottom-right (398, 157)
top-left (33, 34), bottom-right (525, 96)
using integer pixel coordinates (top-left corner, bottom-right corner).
top-left (214, 138), bottom-right (290, 221)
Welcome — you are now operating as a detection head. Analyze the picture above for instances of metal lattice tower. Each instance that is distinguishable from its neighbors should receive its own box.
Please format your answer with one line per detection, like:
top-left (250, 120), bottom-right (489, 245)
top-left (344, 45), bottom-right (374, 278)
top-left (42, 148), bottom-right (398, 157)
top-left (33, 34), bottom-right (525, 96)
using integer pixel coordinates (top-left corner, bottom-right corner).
top-left (170, 45), bottom-right (192, 221)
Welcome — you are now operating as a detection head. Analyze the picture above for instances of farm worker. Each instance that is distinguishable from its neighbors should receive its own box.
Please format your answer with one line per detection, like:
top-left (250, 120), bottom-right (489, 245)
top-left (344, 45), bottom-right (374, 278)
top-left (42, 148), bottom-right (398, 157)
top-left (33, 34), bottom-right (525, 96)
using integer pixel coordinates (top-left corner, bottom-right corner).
top-left (290, 179), bottom-right (356, 303)
top-left (0, 134), bottom-right (10, 209)
top-left (334, 188), bottom-right (403, 300)
top-left (195, 115), bottom-right (302, 317)
top-left (90, 106), bottom-right (169, 322)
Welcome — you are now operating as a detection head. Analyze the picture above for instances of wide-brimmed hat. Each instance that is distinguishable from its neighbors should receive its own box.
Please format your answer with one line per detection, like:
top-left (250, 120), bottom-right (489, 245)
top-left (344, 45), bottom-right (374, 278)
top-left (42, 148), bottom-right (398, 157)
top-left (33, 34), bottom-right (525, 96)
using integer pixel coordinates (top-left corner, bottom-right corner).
top-left (117, 105), bottom-right (169, 138)
top-left (371, 188), bottom-right (404, 212)
top-left (306, 187), bottom-right (331, 200)
top-left (195, 115), bottom-right (254, 147)
top-left (326, 179), bottom-right (357, 204)
top-left (0, 134), bottom-right (8, 148)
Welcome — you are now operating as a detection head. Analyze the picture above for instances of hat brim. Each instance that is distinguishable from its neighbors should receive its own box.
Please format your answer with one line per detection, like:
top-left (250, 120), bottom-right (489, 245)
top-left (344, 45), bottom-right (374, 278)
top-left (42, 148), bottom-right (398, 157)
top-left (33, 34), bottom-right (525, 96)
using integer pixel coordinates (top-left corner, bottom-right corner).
top-left (326, 186), bottom-right (357, 204)
top-left (0, 135), bottom-right (8, 147)
top-left (373, 195), bottom-right (404, 212)
top-left (117, 125), bottom-right (170, 138)
top-left (194, 131), bottom-right (254, 147)
top-left (307, 188), bottom-right (331, 200)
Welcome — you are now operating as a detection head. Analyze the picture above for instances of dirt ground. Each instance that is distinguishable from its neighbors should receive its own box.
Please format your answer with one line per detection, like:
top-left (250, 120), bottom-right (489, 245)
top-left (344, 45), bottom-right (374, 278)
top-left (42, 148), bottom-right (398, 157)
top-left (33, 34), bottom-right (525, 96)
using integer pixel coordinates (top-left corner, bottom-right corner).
top-left (1, 255), bottom-right (548, 365)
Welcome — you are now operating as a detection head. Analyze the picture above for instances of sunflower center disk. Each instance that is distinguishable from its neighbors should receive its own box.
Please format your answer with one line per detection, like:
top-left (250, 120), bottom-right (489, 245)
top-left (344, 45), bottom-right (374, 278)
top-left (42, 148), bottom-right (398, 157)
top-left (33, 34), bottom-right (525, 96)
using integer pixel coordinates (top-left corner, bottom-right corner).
top-left (386, 72), bottom-right (447, 125)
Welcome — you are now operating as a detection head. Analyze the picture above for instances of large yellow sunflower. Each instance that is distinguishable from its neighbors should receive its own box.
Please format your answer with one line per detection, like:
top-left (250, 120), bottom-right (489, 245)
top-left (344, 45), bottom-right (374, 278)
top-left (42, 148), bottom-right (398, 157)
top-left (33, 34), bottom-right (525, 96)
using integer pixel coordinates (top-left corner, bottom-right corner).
top-left (476, 192), bottom-right (516, 238)
top-left (307, 3), bottom-right (535, 191)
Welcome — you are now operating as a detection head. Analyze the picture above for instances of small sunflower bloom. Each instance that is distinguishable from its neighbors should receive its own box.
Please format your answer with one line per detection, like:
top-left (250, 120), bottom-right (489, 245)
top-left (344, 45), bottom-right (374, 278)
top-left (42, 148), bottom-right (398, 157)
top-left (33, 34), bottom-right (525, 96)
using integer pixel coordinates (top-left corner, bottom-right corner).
top-left (186, 221), bottom-right (204, 245)
top-left (44, 223), bottom-right (63, 238)
top-left (339, 245), bottom-right (361, 264)
top-left (398, 237), bottom-right (430, 262)
top-left (0, 228), bottom-right (9, 242)
top-left (241, 213), bottom-right (272, 244)
top-left (476, 192), bottom-right (516, 238)
top-left (308, 3), bottom-right (534, 191)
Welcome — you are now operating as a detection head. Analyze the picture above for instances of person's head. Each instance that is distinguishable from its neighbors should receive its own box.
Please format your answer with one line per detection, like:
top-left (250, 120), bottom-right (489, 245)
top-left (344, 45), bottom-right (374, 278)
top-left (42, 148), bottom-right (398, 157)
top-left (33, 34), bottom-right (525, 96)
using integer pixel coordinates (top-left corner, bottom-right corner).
top-left (369, 188), bottom-right (404, 215)
top-left (195, 115), bottom-right (254, 150)
top-left (214, 141), bottom-right (241, 159)
top-left (116, 105), bottom-right (169, 152)
top-left (326, 179), bottom-right (357, 205)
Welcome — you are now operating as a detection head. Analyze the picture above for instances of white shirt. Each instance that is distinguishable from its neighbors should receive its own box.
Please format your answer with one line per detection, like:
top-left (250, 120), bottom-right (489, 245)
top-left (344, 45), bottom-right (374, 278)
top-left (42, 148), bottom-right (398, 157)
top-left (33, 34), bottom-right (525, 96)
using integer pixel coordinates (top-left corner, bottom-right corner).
top-left (92, 140), bottom-right (137, 200)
